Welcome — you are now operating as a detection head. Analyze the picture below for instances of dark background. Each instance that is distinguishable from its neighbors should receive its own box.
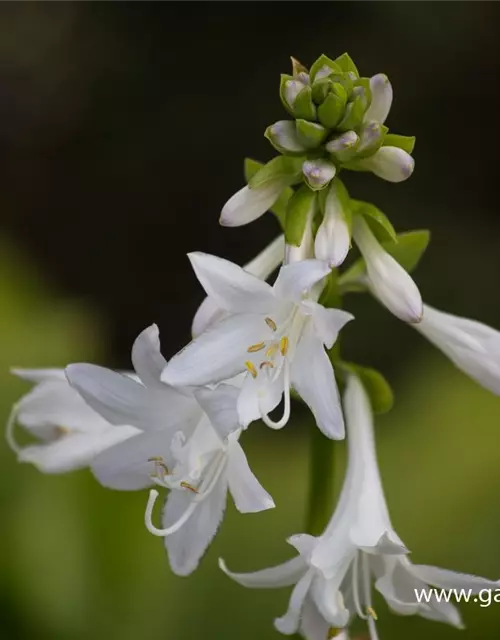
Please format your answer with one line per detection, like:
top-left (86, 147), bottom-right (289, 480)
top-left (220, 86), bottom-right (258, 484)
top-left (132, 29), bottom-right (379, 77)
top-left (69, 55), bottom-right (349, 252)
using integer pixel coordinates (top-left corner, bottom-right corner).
top-left (1, 3), bottom-right (500, 640)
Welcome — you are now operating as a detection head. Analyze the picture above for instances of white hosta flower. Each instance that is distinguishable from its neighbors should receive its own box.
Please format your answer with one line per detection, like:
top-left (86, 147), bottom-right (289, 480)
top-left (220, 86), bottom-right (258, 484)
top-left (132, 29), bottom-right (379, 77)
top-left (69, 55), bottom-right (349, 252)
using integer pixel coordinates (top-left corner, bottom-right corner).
top-left (415, 304), bottom-right (500, 395)
top-left (353, 216), bottom-right (423, 323)
top-left (314, 182), bottom-right (351, 267)
top-left (353, 146), bottom-right (414, 183)
top-left (6, 368), bottom-right (138, 473)
top-left (162, 254), bottom-right (353, 438)
top-left (192, 234), bottom-right (285, 338)
top-left (220, 182), bottom-right (284, 227)
top-left (66, 324), bottom-right (273, 575)
top-left (363, 74), bottom-right (393, 124)
top-left (221, 375), bottom-right (500, 637)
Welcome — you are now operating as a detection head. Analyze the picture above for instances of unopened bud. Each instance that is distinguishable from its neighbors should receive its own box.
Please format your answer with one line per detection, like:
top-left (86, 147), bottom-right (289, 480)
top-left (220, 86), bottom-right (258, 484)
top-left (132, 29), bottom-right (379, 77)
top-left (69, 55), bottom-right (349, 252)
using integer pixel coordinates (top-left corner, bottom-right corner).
top-left (302, 158), bottom-right (336, 191)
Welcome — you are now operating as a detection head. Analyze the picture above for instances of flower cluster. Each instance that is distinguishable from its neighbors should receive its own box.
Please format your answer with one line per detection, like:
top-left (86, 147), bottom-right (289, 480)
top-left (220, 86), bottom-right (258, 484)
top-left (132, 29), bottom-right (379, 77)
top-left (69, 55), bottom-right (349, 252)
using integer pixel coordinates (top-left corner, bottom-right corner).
top-left (7, 53), bottom-right (500, 639)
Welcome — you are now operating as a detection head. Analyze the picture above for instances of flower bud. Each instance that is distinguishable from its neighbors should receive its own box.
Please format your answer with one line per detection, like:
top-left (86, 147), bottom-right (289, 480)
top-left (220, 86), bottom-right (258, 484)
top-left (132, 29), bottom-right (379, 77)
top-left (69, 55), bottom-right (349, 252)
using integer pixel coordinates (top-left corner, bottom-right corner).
top-left (296, 119), bottom-right (328, 148)
top-left (265, 120), bottom-right (307, 155)
top-left (363, 73), bottom-right (393, 124)
top-left (356, 121), bottom-right (388, 158)
top-left (315, 179), bottom-right (351, 266)
top-left (354, 146), bottom-right (415, 182)
top-left (302, 158), bottom-right (336, 191)
top-left (326, 131), bottom-right (359, 163)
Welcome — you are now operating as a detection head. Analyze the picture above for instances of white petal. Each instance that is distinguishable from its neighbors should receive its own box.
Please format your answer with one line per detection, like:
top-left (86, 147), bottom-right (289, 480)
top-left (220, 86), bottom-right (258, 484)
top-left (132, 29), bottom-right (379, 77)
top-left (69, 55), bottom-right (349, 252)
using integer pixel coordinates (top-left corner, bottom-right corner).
top-left (356, 146), bottom-right (414, 183)
top-left (193, 384), bottom-right (240, 440)
top-left (219, 555), bottom-right (307, 588)
top-left (226, 439), bottom-right (274, 512)
top-left (300, 596), bottom-right (331, 640)
top-left (314, 186), bottom-right (351, 266)
top-left (287, 533), bottom-right (318, 560)
top-left (220, 183), bottom-right (284, 227)
top-left (273, 260), bottom-right (331, 303)
top-left (68, 363), bottom-right (198, 432)
top-left (291, 324), bottom-right (345, 439)
top-left (410, 563), bottom-right (500, 593)
top-left (416, 305), bottom-right (500, 395)
top-left (236, 370), bottom-right (283, 428)
top-left (11, 367), bottom-right (66, 383)
top-left (364, 73), bottom-right (393, 124)
top-left (311, 573), bottom-right (350, 628)
top-left (353, 216), bottom-right (423, 323)
top-left (19, 425), bottom-right (138, 474)
top-left (302, 301), bottom-right (354, 349)
top-left (191, 296), bottom-right (228, 339)
top-left (274, 571), bottom-right (314, 635)
top-left (188, 252), bottom-right (277, 314)
top-left (91, 429), bottom-right (174, 490)
top-left (162, 314), bottom-right (266, 388)
top-left (163, 477), bottom-right (228, 576)
top-left (131, 324), bottom-right (167, 388)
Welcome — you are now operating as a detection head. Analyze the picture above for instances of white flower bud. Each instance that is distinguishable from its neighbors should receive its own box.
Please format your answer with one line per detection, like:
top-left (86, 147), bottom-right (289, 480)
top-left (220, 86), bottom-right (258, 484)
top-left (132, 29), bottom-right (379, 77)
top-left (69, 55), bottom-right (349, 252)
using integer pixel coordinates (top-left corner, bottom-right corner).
top-left (283, 79), bottom-right (306, 110)
top-left (302, 159), bottom-right (336, 191)
top-left (325, 130), bottom-right (359, 154)
top-left (363, 73), bottom-right (393, 124)
top-left (220, 182), bottom-right (284, 227)
top-left (355, 146), bottom-right (415, 183)
top-left (314, 181), bottom-right (350, 266)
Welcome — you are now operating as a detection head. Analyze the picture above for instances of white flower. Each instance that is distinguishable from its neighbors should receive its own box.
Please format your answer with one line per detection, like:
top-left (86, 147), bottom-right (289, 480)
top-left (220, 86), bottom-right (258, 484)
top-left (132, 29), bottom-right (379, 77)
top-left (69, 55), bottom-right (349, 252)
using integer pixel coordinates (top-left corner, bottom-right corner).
top-left (353, 147), bottom-right (414, 183)
top-left (192, 234), bottom-right (285, 338)
top-left (415, 304), bottom-right (500, 395)
top-left (220, 180), bottom-right (286, 227)
top-left (66, 324), bottom-right (273, 576)
top-left (162, 254), bottom-right (353, 438)
top-left (314, 181), bottom-right (351, 267)
top-left (6, 368), bottom-right (138, 473)
top-left (353, 215), bottom-right (423, 323)
top-left (220, 375), bottom-right (500, 638)
top-left (363, 74), bottom-right (393, 125)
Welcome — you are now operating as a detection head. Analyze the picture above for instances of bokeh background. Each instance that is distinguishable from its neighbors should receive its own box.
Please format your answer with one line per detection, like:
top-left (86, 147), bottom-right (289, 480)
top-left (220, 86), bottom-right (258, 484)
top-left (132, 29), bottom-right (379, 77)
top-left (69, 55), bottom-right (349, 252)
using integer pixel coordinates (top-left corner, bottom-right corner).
top-left (1, 3), bottom-right (500, 639)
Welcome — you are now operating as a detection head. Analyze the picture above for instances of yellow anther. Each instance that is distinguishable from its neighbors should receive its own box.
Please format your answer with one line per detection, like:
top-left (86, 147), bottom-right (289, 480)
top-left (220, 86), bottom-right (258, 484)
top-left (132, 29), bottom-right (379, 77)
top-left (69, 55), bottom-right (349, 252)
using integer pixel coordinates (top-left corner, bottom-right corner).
top-left (327, 629), bottom-right (342, 639)
top-left (265, 317), bottom-right (277, 332)
top-left (180, 481), bottom-right (199, 494)
top-left (55, 426), bottom-right (70, 437)
top-left (245, 361), bottom-right (258, 378)
top-left (148, 456), bottom-right (164, 462)
top-left (266, 344), bottom-right (278, 358)
top-left (247, 342), bottom-right (265, 353)
top-left (367, 606), bottom-right (378, 621)
top-left (259, 361), bottom-right (275, 370)
top-left (280, 336), bottom-right (289, 356)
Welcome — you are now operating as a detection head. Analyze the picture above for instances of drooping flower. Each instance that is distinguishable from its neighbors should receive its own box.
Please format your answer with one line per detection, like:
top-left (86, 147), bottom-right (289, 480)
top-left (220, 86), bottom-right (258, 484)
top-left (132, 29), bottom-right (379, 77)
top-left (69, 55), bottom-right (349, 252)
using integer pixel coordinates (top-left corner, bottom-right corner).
top-left (66, 324), bottom-right (273, 575)
top-left (220, 375), bottom-right (500, 638)
top-left (192, 234), bottom-right (285, 338)
top-left (6, 368), bottom-right (138, 473)
top-left (352, 215), bottom-right (423, 323)
top-left (414, 304), bottom-right (500, 395)
top-left (162, 254), bottom-right (353, 438)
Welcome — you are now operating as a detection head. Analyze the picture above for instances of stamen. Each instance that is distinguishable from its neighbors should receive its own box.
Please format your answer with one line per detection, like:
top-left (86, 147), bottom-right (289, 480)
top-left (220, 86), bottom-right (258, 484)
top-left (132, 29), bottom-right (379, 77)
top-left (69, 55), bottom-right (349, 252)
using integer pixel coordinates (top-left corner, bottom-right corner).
top-left (265, 317), bottom-right (277, 332)
top-left (55, 426), bottom-right (70, 437)
top-left (180, 481), bottom-right (199, 494)
top-left (5, 403), bottom-right (22, 456)
top-left (266, 344), bottom-right (278, 358)
top-left (144, 489), bottom-right (198, 537)
top-left (279, 336), bottom-right (289, 356)
top-left (259, 361), bottom-right (275, 370)
top-left (245, 361), bottom-right (258, 378)
top-left (247, 342), bottom-right (265, 353)
top-left (259, 360), bottom-right (291, 430)
top-left (352, 551), bottom-right (369, 620)
top-left (148, 456), bottom-right (164, 462)
top-left (367, 607), bottom-right (378, 621)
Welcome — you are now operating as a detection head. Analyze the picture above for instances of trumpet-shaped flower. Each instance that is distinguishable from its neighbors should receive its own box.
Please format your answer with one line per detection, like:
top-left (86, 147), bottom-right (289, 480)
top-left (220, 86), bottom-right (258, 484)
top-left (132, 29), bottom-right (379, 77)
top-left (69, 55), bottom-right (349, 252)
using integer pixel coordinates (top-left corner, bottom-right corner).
top-left (221, 375), bottom-right (500, 638)
top-left (6, 368), bottom-right (138, 473)
top-left (162, 254), bottom-right (353, 438)
top-left (353, 216), bottom-right (423, 323)
top-left (415, 304), bottom-right (500, 395)
top-left (66, 324), bottom-right (273, 575)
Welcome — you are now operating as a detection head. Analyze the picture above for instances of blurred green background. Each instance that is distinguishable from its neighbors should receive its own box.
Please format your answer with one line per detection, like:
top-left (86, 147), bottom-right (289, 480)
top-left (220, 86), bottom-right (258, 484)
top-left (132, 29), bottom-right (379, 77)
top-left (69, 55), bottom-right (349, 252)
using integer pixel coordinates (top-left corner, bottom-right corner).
top-left (1, 3), bottom-right (500, 640)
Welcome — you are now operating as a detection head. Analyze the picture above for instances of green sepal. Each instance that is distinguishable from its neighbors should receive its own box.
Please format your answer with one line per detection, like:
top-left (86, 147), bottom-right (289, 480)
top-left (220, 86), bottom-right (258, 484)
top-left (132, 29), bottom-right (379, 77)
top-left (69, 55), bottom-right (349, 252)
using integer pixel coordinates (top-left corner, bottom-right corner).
top-left (356, 122), bottom-right (388, 158)
top-left (336, 94), bottom-right (366, 132)
top-left (309, 54), bottom-right (343, 83)
top-left (246, 155), bottom-right (304, 190)
top-left (329, 72), bottom-right (354, 97)
top-left (331, 82), bottom-right (348, 105)
top-left (318, 268), bottom-right (341, 310)
top-left (265, 121), bottom-right (308, 155)
top-left (334, 52), bottom-right (360, 78)
top-left (353, 200), bottom-right (396, 243)
top-left (302, 158), bottom-right (336, 191)
top-left (285, 185), bottom-right (316, 246)
top-left (317, 92), bottom-right (346, 129)
top-left (244, 158), bottom-right (294, 229)
top-left (292, 86), bottom-right (317, 121)
top-left (353, 77), bottom-right (372, 109)
top-left (311, 77), bottom-right (333, 104)
top-left (383, 134), bottom-right (416, 154)
top-left (296, 119), bottom-right (328, 149)
top-left (339, 362), bottom-right (394, 414)
top-left (279, 74), bottom-right (296, 115)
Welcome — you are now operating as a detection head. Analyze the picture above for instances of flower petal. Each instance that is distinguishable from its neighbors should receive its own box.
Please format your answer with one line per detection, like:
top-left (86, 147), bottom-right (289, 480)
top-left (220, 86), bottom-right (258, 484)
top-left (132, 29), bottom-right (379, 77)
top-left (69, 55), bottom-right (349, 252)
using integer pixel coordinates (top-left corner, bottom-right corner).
top-left (273, 260), bottom-right (331, 303)
top-left (131, 324), bottom-right (167, 388)
top-left (219, 555), bottom-right (307, 588)
top-left (193, 384), bottom-right (240, 441)
top-left (410, 563), bottom-right (500, 593)
top-left (162, 314), bottom-right (265, 388)
top-left (220, 183), bottom-right (284, 227)
top-left (91, 429), bottom-right (173, 490)
top-left (302, 301), bottom-right (354, 349)
top-left (311, 573), bottom-right (350, 629)
top-left (163, 476), bottom-right (228, 576)
top-left (274, 571), bottom-right (314, 635)
top-left (19, 425), bottom-right (138, 474)
top-left (11, 367), bottom-right (66, 383)
top-left (188, 252), bottom-right (277, 315)
top-left (236, 371), bottom-right (283, 429)
top-left (191, 296), bottom-right (227, 339)
top-left (226, 439), bottom-right (275, 513)
top-left (300, 596), bottom-right (331, 640)
top-left (291, 324), bottom-right (345, 439)
top-left (363, 73), bottom-right (393, 124)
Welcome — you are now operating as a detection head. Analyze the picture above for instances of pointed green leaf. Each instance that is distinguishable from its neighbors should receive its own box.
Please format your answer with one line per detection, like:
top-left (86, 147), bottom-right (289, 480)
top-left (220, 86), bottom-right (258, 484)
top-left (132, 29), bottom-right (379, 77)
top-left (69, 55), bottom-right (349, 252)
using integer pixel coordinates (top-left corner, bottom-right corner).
top-left (334, 52), bottom-right (360, 78)
top-left (336, 94), bottom-right (366, 132)
top-left (383, 134), bottom-right (416, 154)
top-left (340, 362), bottom-right (394, 414)
top-left (317, 93), bottom-right (345, 129)
top-left (353, 200), bottom-right (396, 243)
top-left (292, 86), bottom-right (317, 121)
top-left (246, 155), bottom-right (304, 189)
top-left (296, 119), bottom-right (328, 149)
top-left (353, 77), bottom-right (372, 108)
top-left (285, 185), bottom-right (316, 246)
top-left (309, 54), bottom-right (342, 83)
